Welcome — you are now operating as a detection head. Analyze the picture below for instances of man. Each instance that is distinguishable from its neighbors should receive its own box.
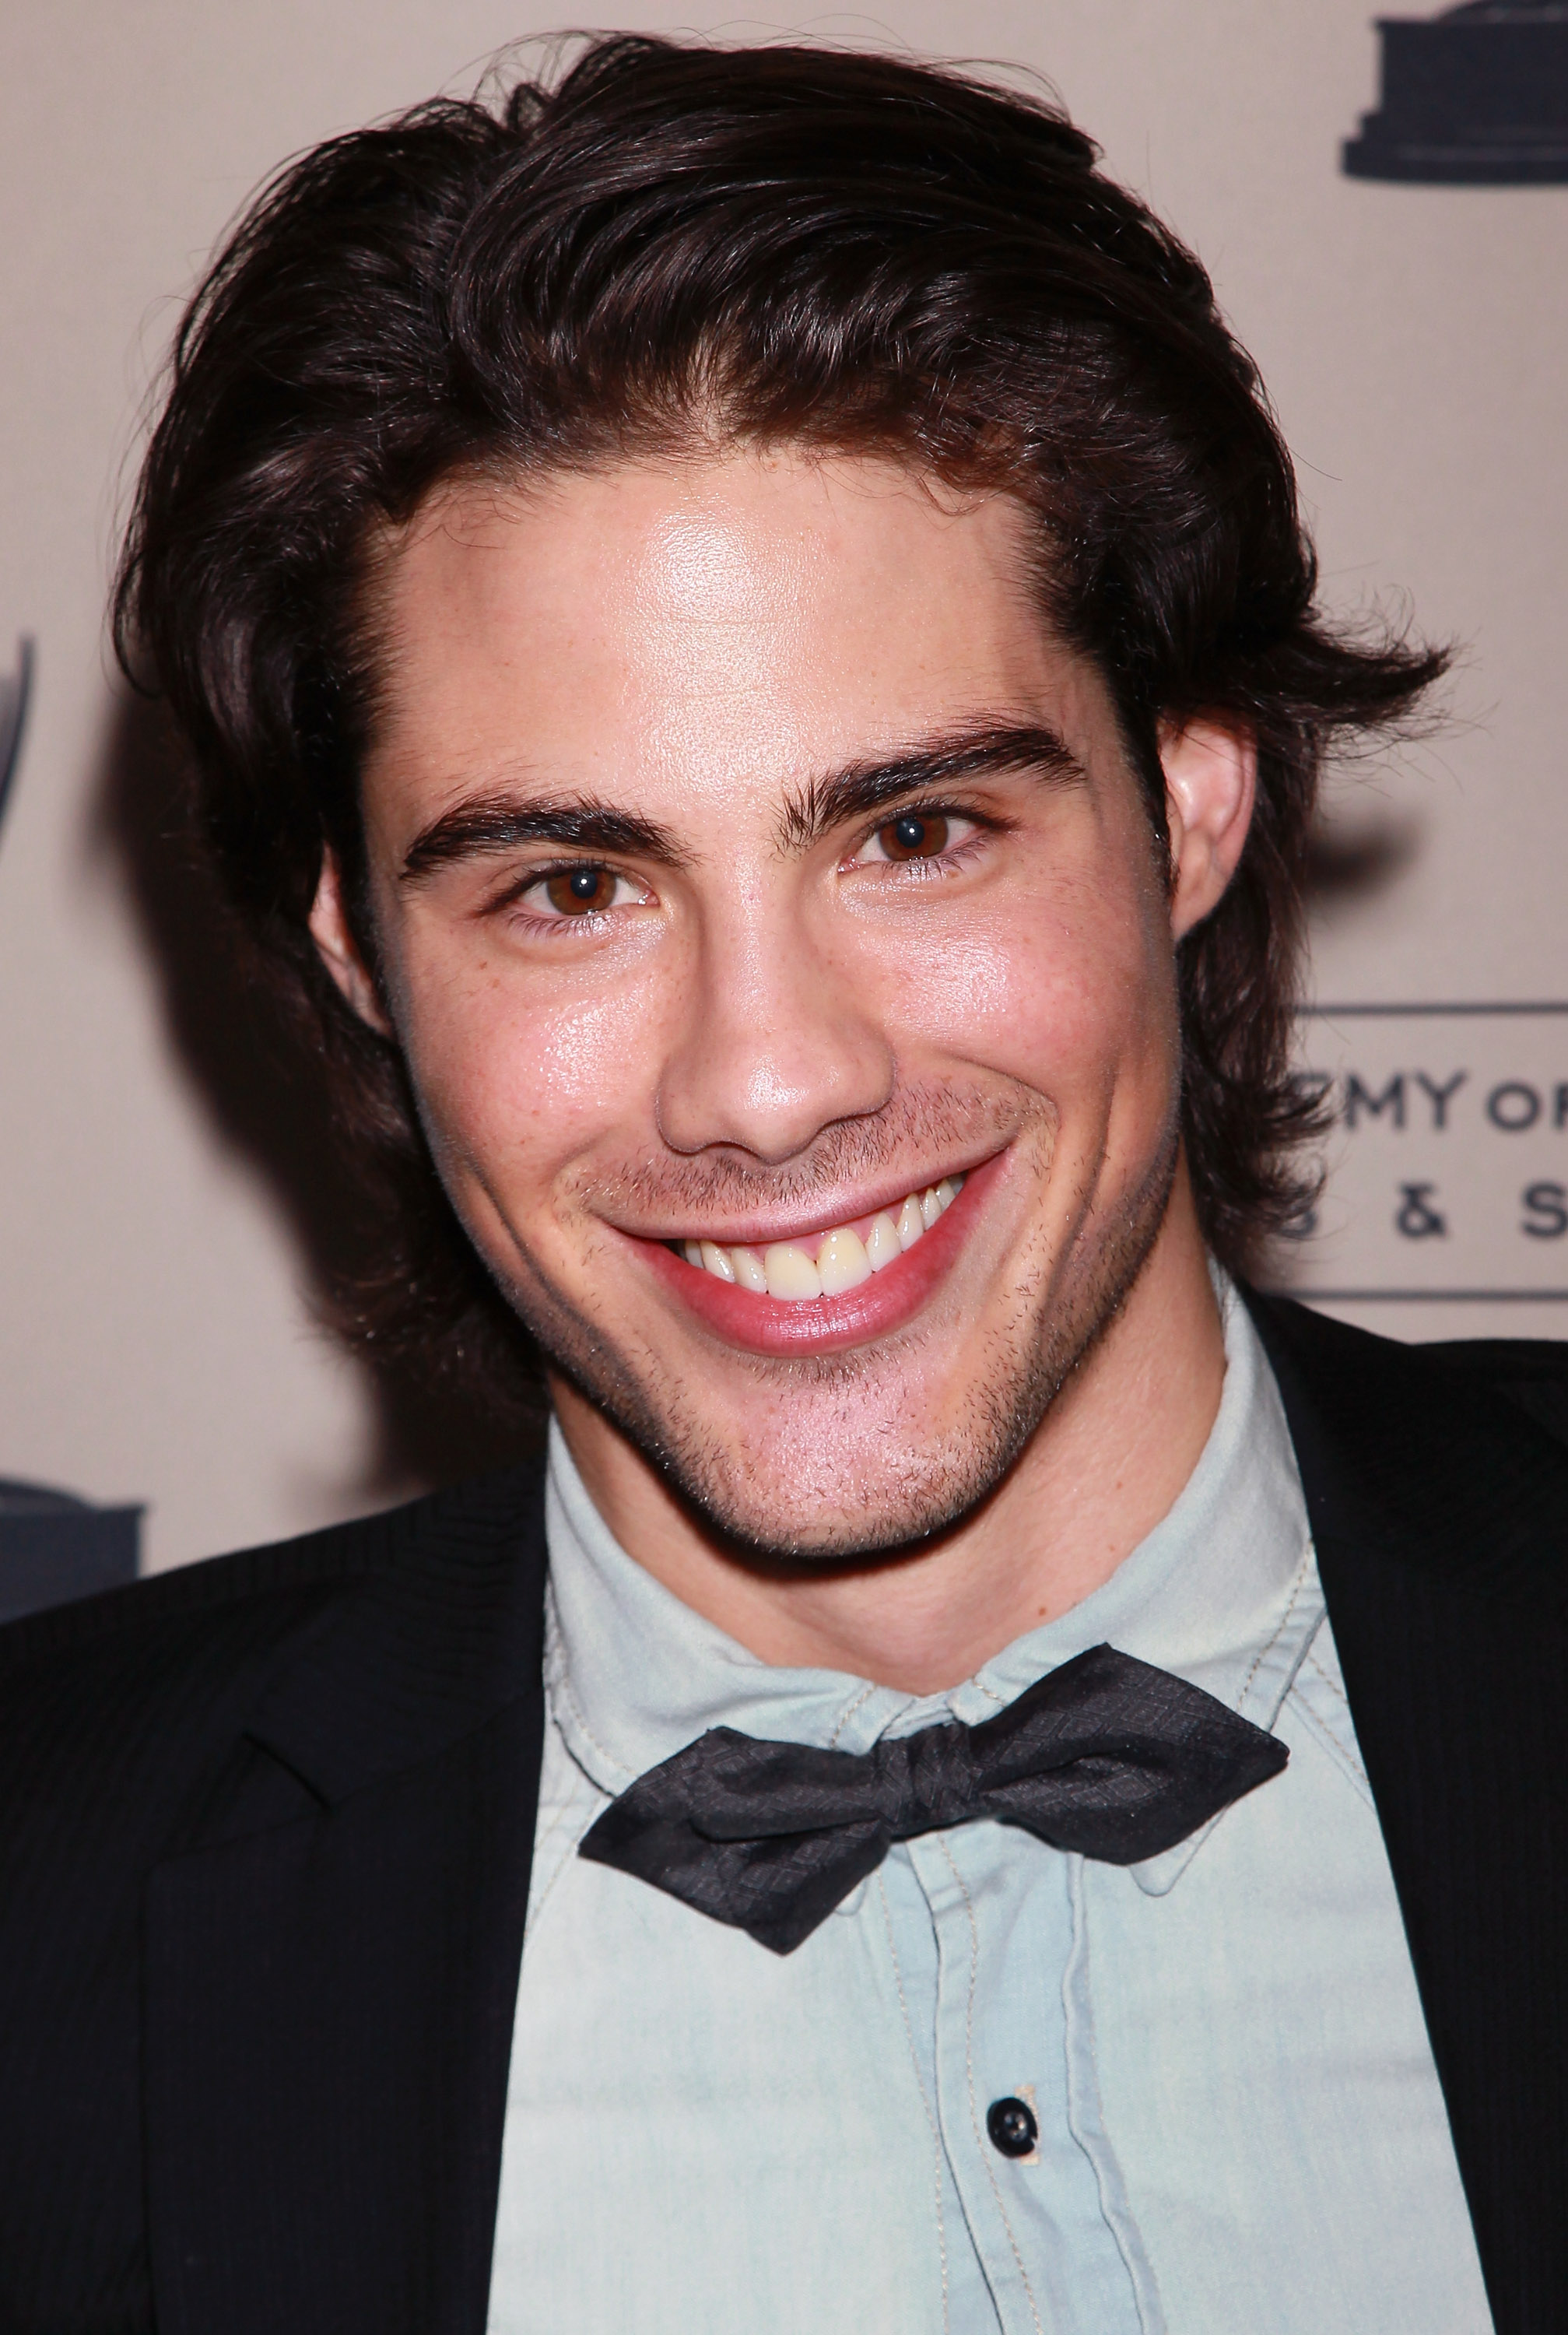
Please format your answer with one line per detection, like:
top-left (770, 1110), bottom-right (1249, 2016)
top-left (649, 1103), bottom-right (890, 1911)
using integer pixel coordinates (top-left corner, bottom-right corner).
top-left (0, 33), bottom-right (1561, 2335)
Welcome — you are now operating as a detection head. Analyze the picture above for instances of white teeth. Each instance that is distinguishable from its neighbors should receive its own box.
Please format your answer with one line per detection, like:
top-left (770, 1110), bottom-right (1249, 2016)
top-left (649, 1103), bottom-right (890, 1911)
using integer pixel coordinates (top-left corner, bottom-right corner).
top-left (678, 1174), bottom-right (963, 1302)
top-left (729, 1245), bottom-right (769, 1293)
top-left (817, 1226), bottom-right (872, 1294)
top-left (865, 1212), bottom-right (902, 1273)
top-left (763, 1242), bottom-right (823, 1300)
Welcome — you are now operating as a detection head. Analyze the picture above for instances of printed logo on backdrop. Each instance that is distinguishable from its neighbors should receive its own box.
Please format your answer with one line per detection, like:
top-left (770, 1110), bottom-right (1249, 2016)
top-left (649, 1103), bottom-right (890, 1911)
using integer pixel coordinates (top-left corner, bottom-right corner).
top-left (1276, 1005), bottom-right (1568, 1303)
top-left (0, 634), bottom-right (142, 1618)
top-left (1343, 2), bottom-right (1568, 185)
top-left (1332, 9), bottom-right (1567, 1294)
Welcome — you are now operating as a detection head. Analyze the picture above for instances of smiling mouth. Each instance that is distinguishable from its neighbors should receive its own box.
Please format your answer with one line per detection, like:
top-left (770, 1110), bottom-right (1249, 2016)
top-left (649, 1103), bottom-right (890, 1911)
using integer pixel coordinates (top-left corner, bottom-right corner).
top-left (669, 1175), bottom-right (964, 1302)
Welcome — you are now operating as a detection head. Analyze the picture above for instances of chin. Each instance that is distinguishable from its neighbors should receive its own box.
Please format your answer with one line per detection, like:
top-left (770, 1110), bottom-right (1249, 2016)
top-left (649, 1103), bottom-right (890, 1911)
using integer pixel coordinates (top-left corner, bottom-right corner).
top-left (672, 1430), bottom-right (1001, 1566)
top-left (673, 1428), bottom-right (1021, 1568)
top-left (544, 1261), bottom-right (1106, 1566)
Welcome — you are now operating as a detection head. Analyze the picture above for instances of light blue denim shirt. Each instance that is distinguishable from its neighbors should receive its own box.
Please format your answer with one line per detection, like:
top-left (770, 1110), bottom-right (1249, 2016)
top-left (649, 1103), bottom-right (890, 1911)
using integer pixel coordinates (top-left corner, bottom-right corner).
top-left (488, 1284), bottom-right (1492, 2333)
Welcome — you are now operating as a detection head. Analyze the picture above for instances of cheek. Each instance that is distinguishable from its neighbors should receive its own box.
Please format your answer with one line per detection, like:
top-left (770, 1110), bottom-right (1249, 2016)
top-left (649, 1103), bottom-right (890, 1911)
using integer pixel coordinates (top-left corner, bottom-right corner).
top-left (886, 863), bottom-right (1177, 1101)
top-left (392, 942), bottom-right (668, 1198)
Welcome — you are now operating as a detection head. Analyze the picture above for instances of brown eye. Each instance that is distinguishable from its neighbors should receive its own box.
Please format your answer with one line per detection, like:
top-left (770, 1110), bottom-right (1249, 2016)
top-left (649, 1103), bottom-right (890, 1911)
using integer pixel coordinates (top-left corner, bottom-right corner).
top-left (544, 866), bottom-right (618, 916)
top-left (879, 812), bottom-right (949, 862)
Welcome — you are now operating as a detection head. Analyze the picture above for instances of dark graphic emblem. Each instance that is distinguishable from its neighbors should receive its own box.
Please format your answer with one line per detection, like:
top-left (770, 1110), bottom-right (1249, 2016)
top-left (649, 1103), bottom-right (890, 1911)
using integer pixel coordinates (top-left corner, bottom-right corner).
top-left (1345, 2), bottom-right (1568, 182)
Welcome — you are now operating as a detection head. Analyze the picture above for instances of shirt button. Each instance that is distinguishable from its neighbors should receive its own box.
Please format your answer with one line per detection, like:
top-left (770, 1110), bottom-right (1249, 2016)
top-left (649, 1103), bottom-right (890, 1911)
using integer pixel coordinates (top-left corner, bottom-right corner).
top-left (986, 2096), bottom-right (1038, 2158)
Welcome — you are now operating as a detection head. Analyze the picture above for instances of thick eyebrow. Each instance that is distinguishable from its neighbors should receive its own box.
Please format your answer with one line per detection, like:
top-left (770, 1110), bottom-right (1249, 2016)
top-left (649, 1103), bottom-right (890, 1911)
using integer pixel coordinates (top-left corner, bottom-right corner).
top-left (401, 795), bottom-right (687, 883)
top-left (775, 722), bottom-right (1086, 852)
top-left (399, 720), bottom-right (1085, 882)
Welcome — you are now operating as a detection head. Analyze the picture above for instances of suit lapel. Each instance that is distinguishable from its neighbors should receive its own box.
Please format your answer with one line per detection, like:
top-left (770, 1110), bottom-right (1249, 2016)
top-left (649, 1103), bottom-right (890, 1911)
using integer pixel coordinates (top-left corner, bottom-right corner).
top-left (144, 1469), bottom-right (548, 2335)
top-left (1247, 1294), bottom-right (1568, 2335)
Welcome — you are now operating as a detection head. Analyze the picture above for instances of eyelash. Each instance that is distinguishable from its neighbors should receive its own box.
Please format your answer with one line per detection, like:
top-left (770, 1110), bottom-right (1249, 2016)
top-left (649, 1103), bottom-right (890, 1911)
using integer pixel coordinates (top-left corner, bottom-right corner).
top-left (492, 862), bottom-right (642, 937)
top-left (849, 802), bottom-right (1000, 876)
top-left (491, 801), bottom-right (1001, 936)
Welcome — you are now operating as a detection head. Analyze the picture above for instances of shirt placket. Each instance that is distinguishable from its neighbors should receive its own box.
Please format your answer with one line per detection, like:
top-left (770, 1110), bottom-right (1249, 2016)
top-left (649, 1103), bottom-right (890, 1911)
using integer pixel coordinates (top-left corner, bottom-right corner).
top-left (904, 1823), bottom-right (1149, 2335)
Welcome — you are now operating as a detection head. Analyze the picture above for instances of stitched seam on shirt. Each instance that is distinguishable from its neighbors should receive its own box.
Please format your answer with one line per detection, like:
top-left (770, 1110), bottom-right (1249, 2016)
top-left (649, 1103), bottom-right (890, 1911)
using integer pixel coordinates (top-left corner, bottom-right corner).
top-left (1305, 1645), bottom-right (1352, 1712)
top-left (877, 1870), bottom-right (950, 2333)
top-left (1063, 1864), bottom-right (1166, 2335)
top-left (1289, 1678), bottom-right (1372, 1799)
top-left (521, 1799), bottom-right (590, 1938)
top-left (1236, 1540), bottom-right (1313, 1710)
top-left (524, 1704), bottom-right (610, 1943)
top-left (937, 1835), bottom-right (1044, 2335)
top-left (551, 1658), bottom-right (638, 1785)
top-left (828, 1682), bottom-right (879, 1749)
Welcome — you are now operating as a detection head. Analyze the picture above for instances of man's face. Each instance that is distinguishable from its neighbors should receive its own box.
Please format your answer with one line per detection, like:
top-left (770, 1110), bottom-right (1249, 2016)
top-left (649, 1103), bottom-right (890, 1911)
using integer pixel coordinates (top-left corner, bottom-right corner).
top-left (340, 448), bottom-right (1196, 1557)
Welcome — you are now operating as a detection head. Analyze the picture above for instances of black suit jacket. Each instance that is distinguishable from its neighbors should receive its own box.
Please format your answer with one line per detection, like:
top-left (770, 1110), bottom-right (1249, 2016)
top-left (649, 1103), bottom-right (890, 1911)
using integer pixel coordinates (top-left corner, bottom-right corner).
top-left (0, 1295), bottom-right (1563, 2334)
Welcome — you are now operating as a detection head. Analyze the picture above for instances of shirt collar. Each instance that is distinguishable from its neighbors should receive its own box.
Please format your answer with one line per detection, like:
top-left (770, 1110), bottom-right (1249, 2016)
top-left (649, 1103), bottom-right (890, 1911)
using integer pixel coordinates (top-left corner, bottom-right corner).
top-left (544, 1273), bottom-right (1319, 1886)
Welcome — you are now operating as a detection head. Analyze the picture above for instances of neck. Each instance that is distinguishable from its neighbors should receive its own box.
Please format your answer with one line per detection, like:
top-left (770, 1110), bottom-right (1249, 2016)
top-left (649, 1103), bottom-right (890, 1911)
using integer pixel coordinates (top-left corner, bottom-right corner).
top-left (551, 1178), bottom-right (1227, 1694)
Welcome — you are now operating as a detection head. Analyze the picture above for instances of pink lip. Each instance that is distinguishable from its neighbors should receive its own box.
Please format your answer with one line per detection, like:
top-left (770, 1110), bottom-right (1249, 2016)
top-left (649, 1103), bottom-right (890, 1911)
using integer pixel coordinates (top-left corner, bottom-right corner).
top-left (632, 1152), bottom-right (1003, 1356)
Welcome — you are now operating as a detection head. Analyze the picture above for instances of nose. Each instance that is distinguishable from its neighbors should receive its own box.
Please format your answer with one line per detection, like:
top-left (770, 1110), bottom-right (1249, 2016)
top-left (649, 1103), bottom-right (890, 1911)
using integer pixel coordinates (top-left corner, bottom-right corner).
top-left (655, 894), bottom-right (895, 1164)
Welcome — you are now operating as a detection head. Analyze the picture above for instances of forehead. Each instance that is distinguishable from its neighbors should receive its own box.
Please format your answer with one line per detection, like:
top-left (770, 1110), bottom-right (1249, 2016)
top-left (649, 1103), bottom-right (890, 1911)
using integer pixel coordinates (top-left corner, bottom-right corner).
top-left (364, 447), bottom-right (1094, 822)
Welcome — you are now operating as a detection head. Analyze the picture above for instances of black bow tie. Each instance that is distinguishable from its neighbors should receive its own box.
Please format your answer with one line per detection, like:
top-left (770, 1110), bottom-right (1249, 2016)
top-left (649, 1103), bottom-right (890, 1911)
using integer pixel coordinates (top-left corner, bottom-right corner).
top-left (579, 1643), bottom-right (1288, 1953)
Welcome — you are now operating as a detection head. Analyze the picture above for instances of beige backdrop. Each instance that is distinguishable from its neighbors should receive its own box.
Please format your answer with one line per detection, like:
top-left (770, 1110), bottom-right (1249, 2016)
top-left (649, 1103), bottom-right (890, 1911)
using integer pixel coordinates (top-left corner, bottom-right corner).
top-left (2, 1), bottom-right (1565, 1572)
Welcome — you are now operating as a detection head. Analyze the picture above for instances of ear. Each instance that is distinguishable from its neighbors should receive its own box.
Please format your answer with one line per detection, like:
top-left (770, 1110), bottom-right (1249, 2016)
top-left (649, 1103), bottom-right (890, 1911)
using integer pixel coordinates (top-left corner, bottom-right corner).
top-left (1160, 717), bottom-right (1258, 941)
top-left (308, 851), bottom-right (394, 1037)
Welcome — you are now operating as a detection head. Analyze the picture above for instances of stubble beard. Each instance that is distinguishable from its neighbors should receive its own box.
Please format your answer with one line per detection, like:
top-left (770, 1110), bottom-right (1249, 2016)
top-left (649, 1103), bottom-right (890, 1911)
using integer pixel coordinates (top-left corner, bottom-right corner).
top-left (485, 1101), bottom-right (1183, 1569)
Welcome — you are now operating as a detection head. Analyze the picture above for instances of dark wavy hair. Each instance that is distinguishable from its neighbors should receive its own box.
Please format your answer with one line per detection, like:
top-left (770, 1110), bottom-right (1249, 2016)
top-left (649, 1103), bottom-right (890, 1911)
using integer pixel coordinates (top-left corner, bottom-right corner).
top-left (114, 33), bottom-right (1446, 1408)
